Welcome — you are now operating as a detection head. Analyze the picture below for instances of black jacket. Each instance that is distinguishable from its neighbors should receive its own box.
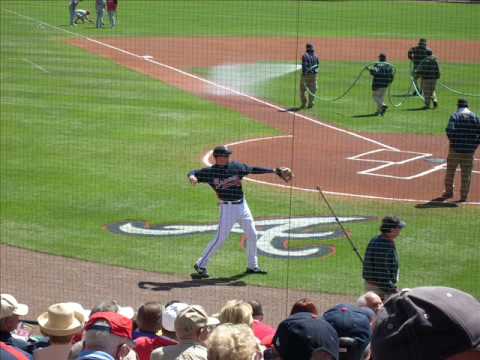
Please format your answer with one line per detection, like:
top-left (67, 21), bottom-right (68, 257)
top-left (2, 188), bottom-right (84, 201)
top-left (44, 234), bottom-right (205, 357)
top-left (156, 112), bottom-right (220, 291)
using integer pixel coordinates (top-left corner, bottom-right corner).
top-left (362, 235), bottom-right (399, 292)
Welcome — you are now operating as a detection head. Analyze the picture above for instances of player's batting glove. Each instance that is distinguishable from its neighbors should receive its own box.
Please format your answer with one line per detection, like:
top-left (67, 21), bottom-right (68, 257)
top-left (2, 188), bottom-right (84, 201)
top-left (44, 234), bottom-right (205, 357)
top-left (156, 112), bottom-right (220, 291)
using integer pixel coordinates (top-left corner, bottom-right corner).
top-left (275, 167), bottom-right (293, 183)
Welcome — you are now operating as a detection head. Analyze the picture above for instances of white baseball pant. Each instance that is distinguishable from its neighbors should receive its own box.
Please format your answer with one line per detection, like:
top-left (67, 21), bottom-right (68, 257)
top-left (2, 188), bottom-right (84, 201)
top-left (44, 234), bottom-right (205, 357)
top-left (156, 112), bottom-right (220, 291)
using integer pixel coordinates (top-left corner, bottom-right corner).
top-left (196, 199), bottom-right (258, 269)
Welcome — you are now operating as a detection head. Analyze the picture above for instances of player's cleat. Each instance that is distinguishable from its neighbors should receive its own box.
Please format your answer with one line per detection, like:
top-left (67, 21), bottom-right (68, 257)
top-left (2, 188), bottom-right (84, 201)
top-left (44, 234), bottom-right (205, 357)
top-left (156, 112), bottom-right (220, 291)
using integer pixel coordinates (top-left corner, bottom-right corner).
top-left (379, 105), bottom-right (388, 116)
top-left (193, 264), bottom-right (209, 278)
top-left (433, 100), bottom-right (438, 109)
top-left (245, 267), bottom-right (268, 275)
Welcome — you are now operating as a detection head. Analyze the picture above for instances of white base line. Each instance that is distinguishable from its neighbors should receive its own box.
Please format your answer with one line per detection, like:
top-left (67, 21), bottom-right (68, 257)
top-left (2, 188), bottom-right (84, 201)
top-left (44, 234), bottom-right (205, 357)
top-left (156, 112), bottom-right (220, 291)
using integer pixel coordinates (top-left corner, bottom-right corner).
top-left (4, 8), bottom-right (399, 152)
top-left (22, 57), bottom-right (49, 73)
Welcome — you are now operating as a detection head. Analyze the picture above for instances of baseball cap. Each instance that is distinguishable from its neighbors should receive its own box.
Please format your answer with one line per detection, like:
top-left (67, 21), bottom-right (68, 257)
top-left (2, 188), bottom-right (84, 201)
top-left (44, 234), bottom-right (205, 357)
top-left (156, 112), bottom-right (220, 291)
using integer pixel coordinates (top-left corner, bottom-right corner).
top-left (84, 311), bottom-right (133, 340)
top-left (273, 312), bottom-right (339, 360)
top-left (458, 99), bottom-right (469, 108)
top-left (323, 304), bottom-right (372, 358)
top-left (380, 216), bottom-right (405, 233)
top-left (372, 287), bottom-right (480, 360)
top-left (212, 145), bottom-right (232, 157)
top-left (162, 302), bottom-right (189, 332)
top-left (174, 305), bottom-right (219, 333)
top-left (1, 294), bottom-right (29, 319)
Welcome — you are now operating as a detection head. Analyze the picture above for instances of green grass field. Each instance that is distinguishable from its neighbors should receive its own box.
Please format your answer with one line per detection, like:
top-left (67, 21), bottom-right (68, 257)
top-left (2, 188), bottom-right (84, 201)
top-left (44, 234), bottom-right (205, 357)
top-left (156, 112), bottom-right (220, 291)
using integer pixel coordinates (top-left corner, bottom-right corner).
top-left (1, 1), bottom-right (479, 297)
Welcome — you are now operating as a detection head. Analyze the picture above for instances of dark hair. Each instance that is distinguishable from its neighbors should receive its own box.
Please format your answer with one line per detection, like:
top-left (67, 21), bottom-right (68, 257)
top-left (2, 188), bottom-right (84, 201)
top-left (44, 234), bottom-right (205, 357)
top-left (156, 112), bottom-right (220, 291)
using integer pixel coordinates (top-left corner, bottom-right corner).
top-left (248, 300), bottom-right (264, 317)
top-left (290, 298), bottom-right (318, 315)
top-left (137, 302), bottom-right (163, 331)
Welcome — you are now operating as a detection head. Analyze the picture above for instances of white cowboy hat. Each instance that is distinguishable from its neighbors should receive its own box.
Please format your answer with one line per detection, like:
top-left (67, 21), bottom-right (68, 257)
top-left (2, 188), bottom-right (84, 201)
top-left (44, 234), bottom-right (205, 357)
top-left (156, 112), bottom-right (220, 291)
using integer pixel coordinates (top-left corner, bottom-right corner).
top-left (37, 303), bottom-right (83, 337)
top-left (1, 294), bottom-right (29, 319)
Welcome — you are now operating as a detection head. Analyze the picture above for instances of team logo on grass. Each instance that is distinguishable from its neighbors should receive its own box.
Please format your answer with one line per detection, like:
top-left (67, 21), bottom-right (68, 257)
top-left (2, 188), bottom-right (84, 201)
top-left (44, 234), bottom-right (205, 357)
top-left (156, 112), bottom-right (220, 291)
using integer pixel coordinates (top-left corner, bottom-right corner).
top-left (107, 216), bottom-right (373, 259)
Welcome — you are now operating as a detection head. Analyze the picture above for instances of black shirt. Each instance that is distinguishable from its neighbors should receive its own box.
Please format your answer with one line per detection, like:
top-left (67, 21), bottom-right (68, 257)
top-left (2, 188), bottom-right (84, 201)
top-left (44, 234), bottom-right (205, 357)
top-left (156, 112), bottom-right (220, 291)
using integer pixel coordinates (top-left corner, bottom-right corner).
top-left (188, 161), bottom-right (274, 201)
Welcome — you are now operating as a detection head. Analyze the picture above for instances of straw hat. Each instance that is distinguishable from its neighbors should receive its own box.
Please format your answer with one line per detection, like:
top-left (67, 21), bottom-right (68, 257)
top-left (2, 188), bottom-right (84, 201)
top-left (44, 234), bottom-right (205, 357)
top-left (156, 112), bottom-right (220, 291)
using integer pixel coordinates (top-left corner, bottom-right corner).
top-left (37, 303), bottom-right (83, 336)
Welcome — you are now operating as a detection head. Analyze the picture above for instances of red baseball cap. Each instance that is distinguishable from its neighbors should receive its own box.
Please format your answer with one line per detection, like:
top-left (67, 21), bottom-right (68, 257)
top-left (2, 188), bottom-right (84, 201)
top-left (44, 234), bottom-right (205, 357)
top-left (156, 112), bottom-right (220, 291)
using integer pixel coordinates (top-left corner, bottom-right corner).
top-left (85, 312), bottom-right (133, 340)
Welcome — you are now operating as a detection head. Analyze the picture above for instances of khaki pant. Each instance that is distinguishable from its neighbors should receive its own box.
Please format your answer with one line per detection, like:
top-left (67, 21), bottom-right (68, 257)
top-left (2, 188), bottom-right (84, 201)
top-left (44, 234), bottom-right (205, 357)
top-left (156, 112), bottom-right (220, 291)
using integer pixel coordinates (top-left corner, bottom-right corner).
top-left (300, 74), bottom-right (317, 107)
top-left (421, 78), bottom-right (437, 107)
top-left (372, 87), bottom-right (387, 112)
top-left (444, 147), bottom-right (474, 200)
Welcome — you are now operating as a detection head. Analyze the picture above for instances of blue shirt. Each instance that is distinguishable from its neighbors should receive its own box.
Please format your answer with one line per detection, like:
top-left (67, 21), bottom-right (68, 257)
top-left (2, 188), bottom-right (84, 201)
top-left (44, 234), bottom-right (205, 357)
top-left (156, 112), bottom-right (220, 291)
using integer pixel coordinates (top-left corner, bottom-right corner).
top-left (446, 108), bottom-right (480, 154)
top-left (77, 350), bottom-right (115, 360)
top-left (302, 52), bottom-right (319, 75)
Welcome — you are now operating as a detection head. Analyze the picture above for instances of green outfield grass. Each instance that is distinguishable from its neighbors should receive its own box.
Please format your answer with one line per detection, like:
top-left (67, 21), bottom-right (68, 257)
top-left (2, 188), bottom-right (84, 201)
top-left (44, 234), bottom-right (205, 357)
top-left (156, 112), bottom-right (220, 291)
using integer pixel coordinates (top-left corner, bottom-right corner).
top-left (1, 1), bottom-right (479, 297)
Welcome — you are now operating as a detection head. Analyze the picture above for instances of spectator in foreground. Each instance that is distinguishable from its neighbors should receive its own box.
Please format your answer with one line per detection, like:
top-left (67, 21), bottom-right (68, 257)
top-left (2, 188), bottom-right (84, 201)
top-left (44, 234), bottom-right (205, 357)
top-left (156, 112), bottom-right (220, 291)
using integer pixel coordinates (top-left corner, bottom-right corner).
top-left (323, 304), bottom-right (372, 360)
top-left (356, 291), bottom-right (383, 315)
top-left (161, 302), bottom-right (189, 341)
top-left (0, 294), bottom-right (31, 354)
top-left (272, 311), bottom-right (339, 360)
top-left (219, 300), bottom-right (253, 327)
top-left (289, 298), bottom-right (318, 316)
top-left (75, 312), bottom-right (134, 360)
top-left (248, 300), bottom-right (275, 347)
top-left (372, 287), bottom-right (480, 360)
top-left (151, 305), bottom-right (219, 360)
top-left (207, 323), bottom-right (263, 360)
top-left (34, 303), bottom-right (84, 360)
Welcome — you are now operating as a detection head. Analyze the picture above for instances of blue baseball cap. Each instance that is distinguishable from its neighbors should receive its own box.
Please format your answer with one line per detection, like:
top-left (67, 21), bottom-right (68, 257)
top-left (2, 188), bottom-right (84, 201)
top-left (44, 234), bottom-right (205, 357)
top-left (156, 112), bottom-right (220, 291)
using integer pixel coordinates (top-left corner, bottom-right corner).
top-left (273, 312), bottom-right (339, 360)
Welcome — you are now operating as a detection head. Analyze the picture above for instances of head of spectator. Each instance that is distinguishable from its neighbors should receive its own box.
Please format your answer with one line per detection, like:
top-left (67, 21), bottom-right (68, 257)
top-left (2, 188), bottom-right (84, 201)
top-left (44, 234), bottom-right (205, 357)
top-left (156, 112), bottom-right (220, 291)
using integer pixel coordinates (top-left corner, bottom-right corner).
top-left (174, 305), bottom-right (219, 344)
top-left (248, 300), bottom-right (264, 321)
top-left (356, 291), bottom-right (383, 315)
top-left (273, 312), bottom-right (339, 360)
top-left (219, 300), bottom-right (253, 327)
top-left (135, 302), bottom-right (163, 337)
top-left (90, 300), bottom-right (135, 320)
top-left (80, 312), bottom-right (134, 360)
top-left (323, 304), bottom-right (372, 360)
top-left (372, 287), bottom-right (480, 360)
top-left (37, 303), bottom-right (83, 344)
top-left (0, 294), bottom-right (29, 333)
top-left (208, 323), bottom-right (262, 360)
top-left (290, 298), bottom-right (318, 316)
top-left (379, 216), bottom-right (405, 241)
top-left (161, 302), bottom-right (189, 340)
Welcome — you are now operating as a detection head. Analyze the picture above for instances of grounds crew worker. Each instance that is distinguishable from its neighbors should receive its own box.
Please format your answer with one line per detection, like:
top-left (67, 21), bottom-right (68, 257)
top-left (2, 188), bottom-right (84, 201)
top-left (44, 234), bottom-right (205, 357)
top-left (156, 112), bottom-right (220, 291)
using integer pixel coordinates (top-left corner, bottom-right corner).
top-left (407, 38), bottom-right (431, 94)
top-left (362, 216), bottom-right (406, 301)
top-left (299, 43), bottom-right (319, 109)
top-left (368, 53), bottom-right (395, 116)
top-left (440, 99), bottom-right (480, 203)
top-left (415, 49), bottom-right (440, 109)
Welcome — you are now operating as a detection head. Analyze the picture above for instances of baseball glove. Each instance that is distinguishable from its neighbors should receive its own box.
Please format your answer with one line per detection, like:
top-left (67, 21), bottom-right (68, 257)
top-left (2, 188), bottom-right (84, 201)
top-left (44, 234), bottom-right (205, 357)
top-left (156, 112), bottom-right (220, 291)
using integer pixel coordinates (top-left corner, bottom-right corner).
top-left (275, 167), bottom-right (293, 183)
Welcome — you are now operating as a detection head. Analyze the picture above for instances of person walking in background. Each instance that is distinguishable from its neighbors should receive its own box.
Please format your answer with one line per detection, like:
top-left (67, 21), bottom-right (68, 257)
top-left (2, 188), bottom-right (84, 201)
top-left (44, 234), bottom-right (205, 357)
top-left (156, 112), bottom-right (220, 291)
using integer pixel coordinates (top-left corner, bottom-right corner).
top-left (299, 43), bottom-right (319, 109)
top-left (69, 0), bottom-right (80, 26)
top-left (368, 53), bottom-right (395, 116)
top-left (362, 216), bottom-right (406, 301)
top-left (440, 99), bottom-right (480, 203)
top-left (95, 0), bottom-right (106, 29)
top-left (415, 48), bottom-right (440, 109)
top-left (407, 38), bottom-right (431, 94)
top-left (107, 0), bottom-right (118, 28)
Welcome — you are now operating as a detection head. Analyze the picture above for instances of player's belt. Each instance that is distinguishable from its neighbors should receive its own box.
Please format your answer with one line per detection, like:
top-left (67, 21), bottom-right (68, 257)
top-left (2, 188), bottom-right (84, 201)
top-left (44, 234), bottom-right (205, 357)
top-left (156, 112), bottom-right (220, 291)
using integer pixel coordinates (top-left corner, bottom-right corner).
top-left (221, 199), bottom-right (243, 205)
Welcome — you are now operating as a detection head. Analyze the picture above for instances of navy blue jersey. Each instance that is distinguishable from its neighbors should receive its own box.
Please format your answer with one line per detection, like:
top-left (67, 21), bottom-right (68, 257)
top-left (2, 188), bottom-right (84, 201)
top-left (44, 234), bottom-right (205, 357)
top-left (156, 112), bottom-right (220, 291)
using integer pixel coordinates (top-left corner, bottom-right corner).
top-left (188, 161), bottom-right (274, 201)
top-left (362, 235), bottom-right (399, 292)
top-left (302, 52), bottom-right (319, 75)
top-left (446, 109), bottom-right (480, 154)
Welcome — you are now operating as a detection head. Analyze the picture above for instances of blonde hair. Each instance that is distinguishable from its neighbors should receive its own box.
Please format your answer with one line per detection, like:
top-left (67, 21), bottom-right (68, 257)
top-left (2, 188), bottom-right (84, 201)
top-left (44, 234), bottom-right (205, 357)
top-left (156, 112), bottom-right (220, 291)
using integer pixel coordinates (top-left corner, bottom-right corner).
top-left (207, 323), bottom-right (260, 360)
top-left (219, 300), bottom-right (253, 326)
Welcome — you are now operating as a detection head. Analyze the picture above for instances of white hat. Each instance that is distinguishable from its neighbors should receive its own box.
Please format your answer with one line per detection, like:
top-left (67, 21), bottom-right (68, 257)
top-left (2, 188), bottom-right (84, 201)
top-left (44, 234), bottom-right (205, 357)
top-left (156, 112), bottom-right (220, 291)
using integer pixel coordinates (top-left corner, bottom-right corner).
top-left (37, 303), bottom-right (83, 336)
top-left (162, 302), bottom-right (189, 332)
top-left (1, 294), bottom-right (29, 319)
top-left (117, 304), bottom-right (135, 320)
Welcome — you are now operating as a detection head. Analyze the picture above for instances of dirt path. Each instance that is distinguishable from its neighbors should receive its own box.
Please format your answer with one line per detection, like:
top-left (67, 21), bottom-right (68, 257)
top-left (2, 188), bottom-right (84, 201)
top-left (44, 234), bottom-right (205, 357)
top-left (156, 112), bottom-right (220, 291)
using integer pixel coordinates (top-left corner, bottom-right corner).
top-left (0, 245), bottom-right (354, 326)
top-left (70, 36), bottom-right (479, 203)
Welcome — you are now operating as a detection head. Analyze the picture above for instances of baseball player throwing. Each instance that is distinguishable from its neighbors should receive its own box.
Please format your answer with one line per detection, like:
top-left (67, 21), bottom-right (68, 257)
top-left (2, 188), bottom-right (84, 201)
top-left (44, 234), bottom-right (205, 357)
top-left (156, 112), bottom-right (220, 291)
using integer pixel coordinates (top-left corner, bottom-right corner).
top-left (188, 145), bottom-right (293, 278)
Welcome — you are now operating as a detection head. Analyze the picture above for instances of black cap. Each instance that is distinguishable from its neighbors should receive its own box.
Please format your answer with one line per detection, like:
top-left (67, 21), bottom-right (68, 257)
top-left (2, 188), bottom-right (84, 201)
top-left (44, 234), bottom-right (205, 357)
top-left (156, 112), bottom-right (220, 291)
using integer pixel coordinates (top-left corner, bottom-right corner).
top-left (419, 38), bottom-right (427, 44)
top-left (306, 43), bottom-right (314, 50)
top-left (380, 216), bottom-right (405, 233)
top-left (458, 98), bottom-right (469, 108)
top-left (372, 287), bottom-right (480, 360)
top-left (379, 53), bottom-right (386, 60)
top-left (212, 145), bottom-right (232, 157)
top-left (274, 312), bottom-right (339, 360)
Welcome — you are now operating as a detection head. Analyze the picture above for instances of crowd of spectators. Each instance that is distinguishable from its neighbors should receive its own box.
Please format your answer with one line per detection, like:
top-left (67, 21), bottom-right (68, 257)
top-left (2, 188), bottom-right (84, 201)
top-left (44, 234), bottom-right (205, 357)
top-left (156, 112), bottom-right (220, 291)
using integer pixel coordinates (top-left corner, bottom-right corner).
top-left (1, 286), bottom-right (479, 360)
